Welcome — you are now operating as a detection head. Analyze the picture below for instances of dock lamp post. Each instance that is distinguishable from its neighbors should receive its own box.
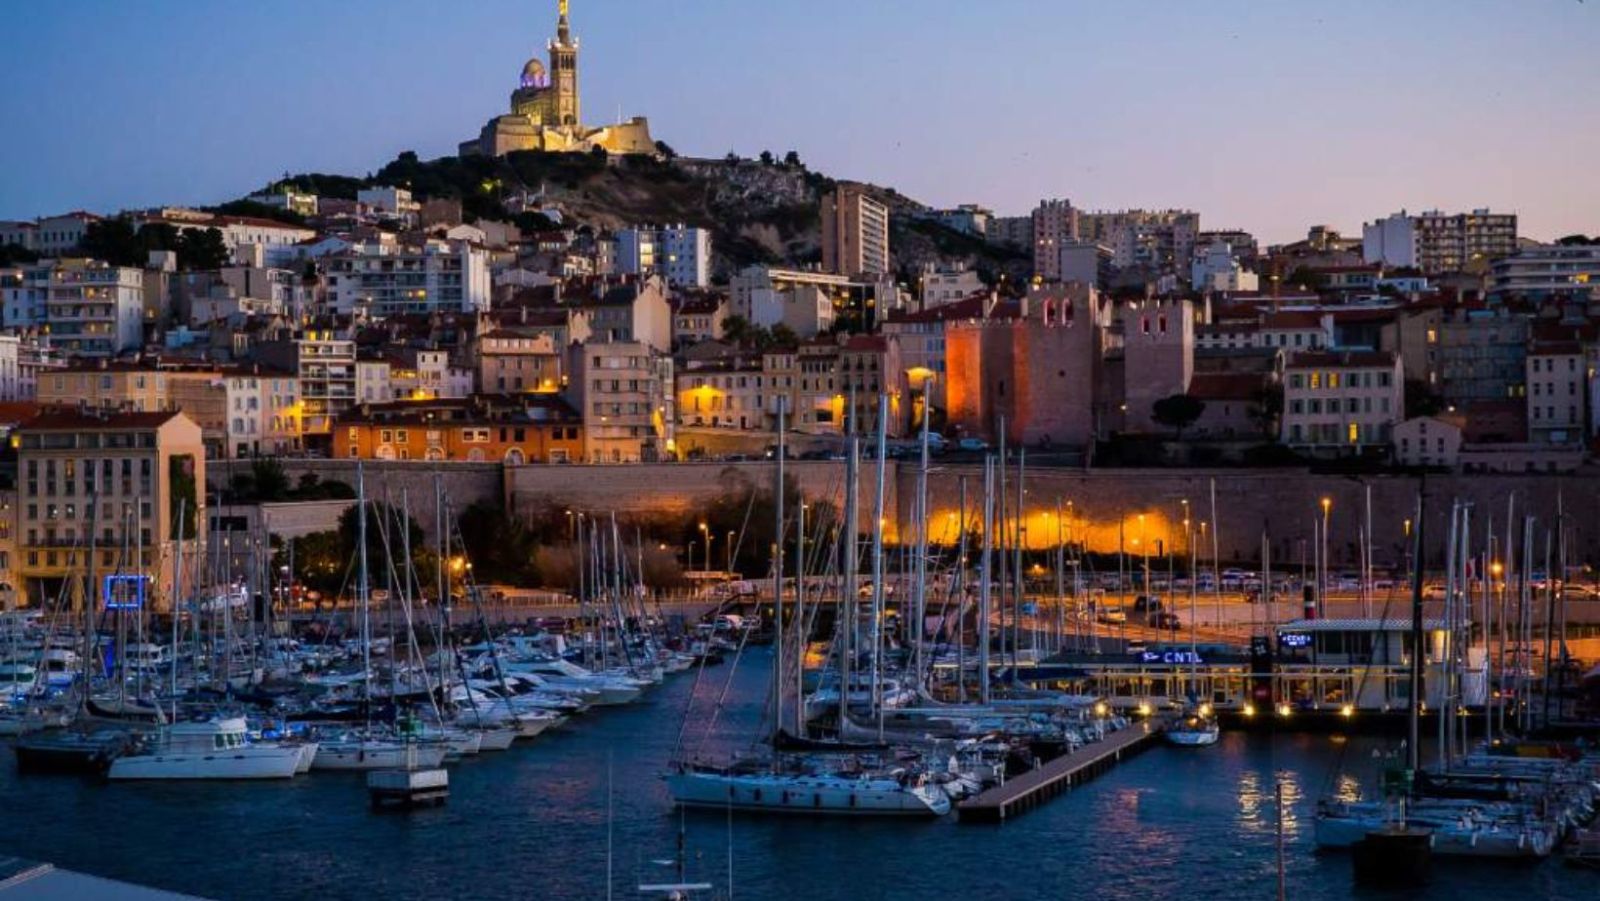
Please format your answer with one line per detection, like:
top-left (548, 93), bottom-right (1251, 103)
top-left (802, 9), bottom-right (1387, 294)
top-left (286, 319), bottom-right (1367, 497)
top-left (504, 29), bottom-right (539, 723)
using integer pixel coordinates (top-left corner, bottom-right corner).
top-left (699, 522), bottom-right (711, 574)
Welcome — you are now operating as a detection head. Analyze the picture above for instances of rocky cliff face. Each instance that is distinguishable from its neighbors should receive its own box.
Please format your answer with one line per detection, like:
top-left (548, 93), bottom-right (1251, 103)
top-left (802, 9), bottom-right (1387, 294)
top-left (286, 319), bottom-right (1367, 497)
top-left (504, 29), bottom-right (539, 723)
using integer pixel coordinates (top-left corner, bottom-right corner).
top-left (270, 149), bottom-right (1027, 285)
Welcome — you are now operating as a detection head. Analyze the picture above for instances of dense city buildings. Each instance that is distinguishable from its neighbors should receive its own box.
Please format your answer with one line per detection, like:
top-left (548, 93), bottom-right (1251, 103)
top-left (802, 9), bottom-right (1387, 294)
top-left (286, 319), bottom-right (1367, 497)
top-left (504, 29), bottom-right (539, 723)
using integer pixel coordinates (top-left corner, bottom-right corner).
top-left (1362, 209), bottom-right (1518, 274)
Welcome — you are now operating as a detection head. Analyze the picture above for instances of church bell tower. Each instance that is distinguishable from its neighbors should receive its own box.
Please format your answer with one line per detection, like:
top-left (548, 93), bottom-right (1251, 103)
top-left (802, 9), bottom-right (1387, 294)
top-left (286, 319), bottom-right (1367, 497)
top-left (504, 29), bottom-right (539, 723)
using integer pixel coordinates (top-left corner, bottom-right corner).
top-left (549, 0), bottom-right (581, 127)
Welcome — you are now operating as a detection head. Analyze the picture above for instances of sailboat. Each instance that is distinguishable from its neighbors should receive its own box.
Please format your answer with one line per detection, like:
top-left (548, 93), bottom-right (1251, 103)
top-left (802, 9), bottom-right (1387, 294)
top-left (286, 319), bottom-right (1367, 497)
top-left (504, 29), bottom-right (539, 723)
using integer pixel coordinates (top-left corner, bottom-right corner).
top-left (1164, 704), bottom-right (1219, 747)
top-left (1165, 545), bottom-right (1219, 747)
top-left (665, 396), bottom-right (952, 819)
top-left (310, 466), bottom-right (447, 773)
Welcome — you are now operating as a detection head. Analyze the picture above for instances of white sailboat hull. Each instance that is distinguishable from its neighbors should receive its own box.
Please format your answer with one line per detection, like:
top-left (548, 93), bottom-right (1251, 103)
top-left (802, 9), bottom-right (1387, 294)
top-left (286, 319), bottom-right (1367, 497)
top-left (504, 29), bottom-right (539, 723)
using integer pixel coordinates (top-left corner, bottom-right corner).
top-left (474, 728), bottom-right (518, 751)
top-left (107, 746), bottom-right (304, 781)
top-left (312, 742), bottom-right (448, 771)
top-left (1164, 728), bottom-right (1219, 747)
top-left (1314, 812), bottom-right (1555, 858)
top-left (665, 770), bottom-right (951, 817)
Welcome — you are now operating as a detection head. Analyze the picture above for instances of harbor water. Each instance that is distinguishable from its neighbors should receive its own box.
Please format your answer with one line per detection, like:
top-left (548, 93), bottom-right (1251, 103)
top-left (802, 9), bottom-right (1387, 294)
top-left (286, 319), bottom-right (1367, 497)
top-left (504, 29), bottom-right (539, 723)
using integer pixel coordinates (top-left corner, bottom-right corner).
top-left (1, 651), bottom-right (1592, 900)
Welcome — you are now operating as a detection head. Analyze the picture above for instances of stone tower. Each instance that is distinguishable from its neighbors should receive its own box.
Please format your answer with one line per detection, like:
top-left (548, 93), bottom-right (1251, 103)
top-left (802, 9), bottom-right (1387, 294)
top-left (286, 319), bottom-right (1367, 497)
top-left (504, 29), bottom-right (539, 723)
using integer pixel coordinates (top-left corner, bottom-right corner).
top-left (1119, 298), bottom-right (1195, 433)
top-left (549, 0), bottom-right (580, 127)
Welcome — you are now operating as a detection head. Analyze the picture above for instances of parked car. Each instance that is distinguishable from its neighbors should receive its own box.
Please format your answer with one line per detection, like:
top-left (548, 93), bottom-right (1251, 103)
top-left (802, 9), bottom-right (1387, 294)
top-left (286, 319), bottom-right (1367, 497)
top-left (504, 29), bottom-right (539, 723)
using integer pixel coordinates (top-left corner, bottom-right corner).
top-left (1097, 607), bottom-right (1128, 625)
top-left (956, 437), bottom-right (989, 453)
top-left (1132, 595), bottom-right (1164, 613)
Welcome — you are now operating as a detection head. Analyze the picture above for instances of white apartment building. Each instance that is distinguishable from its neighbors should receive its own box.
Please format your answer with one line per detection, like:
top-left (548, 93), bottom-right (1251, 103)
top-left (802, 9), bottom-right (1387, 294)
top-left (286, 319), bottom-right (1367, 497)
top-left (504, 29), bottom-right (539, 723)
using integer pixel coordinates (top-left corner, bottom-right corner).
top-left (16, 336), bottom-right (63, 401)
top-left (616, 224), bottom-right (712, 288)
top-left (918, 262), bottom-right (983, 309)
top-left (292, 331), bottom-right (356, 436)
top-left (246, 189), bottom-right (319, 217)
top-left (357, 186), bottom-right (421, 223)
top-left (1191, 239), bottom-right (1260, 292)
top-left (388, 349), bottom-right (474, 401)
top-left (1281, 350), bottom-right (1403, 455)
top-left (324, 240), bottom-right (492, 316)
top-left (1491, 244), bottom-right (1600, 298)
top-left (730, 266), bottom-right (850, 337)
top-left (356, 358), bottom-right (391, 404)
top-left (1526, 342), bottom-right (1585, 445)
top-left (1362, 209), bottom-right (1517, 274)
top-left (0, 335), bottom-right (19, 401)
top-left (30, 213), bottom-right (99, 255)
top-left (45, 260), bottom-right (144, 357)
top-left (2, 263), bottom-right (50, 327)
top-left (225, 368), bottom-right (301, 457)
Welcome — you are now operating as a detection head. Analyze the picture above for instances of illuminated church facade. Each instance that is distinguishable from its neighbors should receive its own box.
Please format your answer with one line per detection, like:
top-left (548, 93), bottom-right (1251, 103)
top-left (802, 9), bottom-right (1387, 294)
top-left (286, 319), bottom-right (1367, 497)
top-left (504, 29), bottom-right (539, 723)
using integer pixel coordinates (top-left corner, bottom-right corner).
top-left (460, 1), bottom-right (655, 158)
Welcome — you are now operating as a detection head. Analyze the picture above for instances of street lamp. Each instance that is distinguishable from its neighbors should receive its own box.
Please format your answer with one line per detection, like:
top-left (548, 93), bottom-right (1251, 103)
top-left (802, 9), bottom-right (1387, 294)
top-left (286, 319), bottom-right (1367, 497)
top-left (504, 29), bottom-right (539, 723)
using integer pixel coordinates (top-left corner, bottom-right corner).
top-left (1319, 496), bottom-right (1332, 616)
top-left (726, 530), bottom-right (735, 574)
top-left (699, 522), bottom-right (711, 573)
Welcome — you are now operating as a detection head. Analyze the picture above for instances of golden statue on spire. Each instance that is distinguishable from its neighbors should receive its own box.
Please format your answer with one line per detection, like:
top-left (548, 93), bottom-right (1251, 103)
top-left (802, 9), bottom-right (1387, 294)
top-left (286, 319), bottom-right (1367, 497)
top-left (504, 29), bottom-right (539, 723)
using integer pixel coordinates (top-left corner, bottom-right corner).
top-left (558, 0), bottom-right (568, 20)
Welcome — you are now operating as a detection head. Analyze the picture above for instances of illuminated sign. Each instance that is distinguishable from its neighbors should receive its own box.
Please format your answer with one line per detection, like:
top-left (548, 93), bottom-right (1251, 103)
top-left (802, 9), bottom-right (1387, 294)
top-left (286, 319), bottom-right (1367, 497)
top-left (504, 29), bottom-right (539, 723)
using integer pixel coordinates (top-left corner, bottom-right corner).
top-left (103, 574), bottom-right (149, 611)
top-left (1139, 649), bottom-right (1204, 665)
top-left (1278, 632), bottom-right (1313, 649)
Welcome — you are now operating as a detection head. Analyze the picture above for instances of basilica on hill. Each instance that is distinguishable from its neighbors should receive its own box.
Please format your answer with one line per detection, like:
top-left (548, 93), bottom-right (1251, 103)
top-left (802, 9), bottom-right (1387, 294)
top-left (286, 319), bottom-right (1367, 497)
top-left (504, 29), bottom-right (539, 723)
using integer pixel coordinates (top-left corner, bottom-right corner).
top-left (459, 0), bottom-right (655, 158)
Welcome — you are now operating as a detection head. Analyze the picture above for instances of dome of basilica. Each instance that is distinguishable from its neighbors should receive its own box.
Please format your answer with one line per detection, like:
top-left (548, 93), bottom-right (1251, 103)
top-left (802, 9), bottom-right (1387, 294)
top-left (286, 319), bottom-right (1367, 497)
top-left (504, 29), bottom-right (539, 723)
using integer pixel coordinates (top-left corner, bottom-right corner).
top-left (520, 58), bottom-right (549, 89)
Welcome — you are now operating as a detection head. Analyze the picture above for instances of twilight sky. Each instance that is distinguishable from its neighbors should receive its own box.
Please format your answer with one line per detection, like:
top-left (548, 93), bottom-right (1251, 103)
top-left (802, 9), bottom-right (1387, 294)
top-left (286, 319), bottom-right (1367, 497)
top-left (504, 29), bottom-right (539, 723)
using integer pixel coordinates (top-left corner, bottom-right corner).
top-left (3, 0), bottom-right (1597, 243)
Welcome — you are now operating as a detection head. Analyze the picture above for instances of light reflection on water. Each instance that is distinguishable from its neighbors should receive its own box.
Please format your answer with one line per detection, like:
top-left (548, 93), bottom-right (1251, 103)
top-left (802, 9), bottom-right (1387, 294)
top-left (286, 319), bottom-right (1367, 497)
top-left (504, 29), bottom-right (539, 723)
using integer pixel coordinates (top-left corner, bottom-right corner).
top-left (0, 653), bottom-right (1594, 900)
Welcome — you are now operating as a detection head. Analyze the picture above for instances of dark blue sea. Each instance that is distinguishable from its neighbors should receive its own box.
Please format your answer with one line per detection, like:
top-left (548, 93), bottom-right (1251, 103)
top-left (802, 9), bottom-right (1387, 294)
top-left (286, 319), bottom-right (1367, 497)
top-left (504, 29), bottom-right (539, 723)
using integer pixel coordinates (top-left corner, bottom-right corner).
top-left (2, 653), bottom-right (1593, 900)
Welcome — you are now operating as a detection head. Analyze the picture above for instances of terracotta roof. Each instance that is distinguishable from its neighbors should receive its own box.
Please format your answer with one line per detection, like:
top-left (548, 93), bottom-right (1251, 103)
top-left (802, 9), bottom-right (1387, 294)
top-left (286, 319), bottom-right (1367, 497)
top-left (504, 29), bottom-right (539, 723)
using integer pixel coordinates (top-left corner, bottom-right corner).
top-left (1284, 350), bottom-right (1396, 369)
top-left (1187, 372), bottom-right (1264, 401)
top-left (883, 292), bottom-right (991, 324)
top-left (841, 335), bottom-right (889, 353)
top-left (20, 409), bottom-right (185, 430)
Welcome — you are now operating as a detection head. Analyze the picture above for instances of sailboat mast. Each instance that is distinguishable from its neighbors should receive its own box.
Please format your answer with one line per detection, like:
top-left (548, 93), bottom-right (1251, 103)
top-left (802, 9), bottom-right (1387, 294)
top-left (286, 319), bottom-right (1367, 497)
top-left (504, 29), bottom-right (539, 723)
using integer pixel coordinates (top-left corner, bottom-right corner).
top-left (794, 494), bottom-right (805, 737)
top-left (81, 492), bottom-right (99, 705)
top-left (912, 391), bottom-right (930, 689)
top-left (869, 393), bottom-right (888, 739)
top-left (956, 476), bottom-right (968, 702)
top-left (979, 456), bottom-right (995, 706)
top-left (357, 464), bottom-right (372, 729)
top-left (1013, 448), bottom-right (1024, 671)
top-left (771, 397), bottom-right (785, 742)
top-left (839, 430), bottom-right (859, 727)
top-left (1406, 486), bottom-right (1426, 774)
top-left (169, 498), bottom-right (184, 719)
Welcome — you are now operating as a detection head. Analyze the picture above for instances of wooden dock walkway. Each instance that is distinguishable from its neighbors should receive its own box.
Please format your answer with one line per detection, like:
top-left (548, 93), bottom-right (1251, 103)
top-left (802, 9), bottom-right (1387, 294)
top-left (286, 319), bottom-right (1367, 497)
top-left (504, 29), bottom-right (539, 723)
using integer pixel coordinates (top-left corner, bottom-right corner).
top-left (957, 719), bottom-right (1165, 823)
